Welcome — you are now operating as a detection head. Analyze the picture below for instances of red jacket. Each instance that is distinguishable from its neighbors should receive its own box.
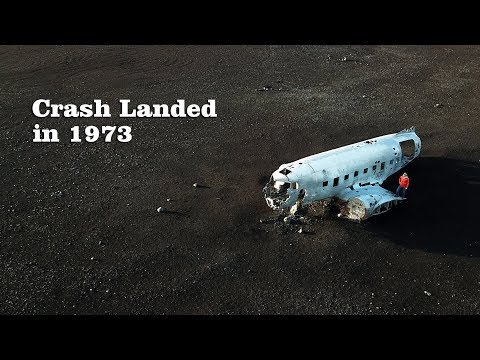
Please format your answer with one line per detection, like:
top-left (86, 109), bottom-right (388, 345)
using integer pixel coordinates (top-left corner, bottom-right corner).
top-left (399, 175), bottom-right (409, 188)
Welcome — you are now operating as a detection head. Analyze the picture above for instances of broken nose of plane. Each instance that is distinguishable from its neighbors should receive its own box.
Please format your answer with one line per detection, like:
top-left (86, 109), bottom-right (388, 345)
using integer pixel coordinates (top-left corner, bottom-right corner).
top-left (265, 196), bottom-right (278, 209)
top-left (263, 177), bottom-right (297, 210)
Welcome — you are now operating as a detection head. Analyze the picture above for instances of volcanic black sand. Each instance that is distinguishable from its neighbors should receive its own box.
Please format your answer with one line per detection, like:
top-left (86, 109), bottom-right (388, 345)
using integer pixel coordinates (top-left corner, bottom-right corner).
top-left (1, 46), bottom-right (480, 314)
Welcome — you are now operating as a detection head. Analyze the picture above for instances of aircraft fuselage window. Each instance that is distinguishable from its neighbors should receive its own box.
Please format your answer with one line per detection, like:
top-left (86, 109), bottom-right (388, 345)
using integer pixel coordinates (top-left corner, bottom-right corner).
top-left (344, 174), bottom-right (349, 180)
top-left (354, 171), bottom-right (359, 177)
top-left (363, 168), bottom-right (368, 174)
top-left (333, 177), bottom-right (339, 186)
top-left (381, 162), bottom-right (385, 170)
top-left (389, 159), bottom-right (393, 165)
top-left (323, 181), bottom-right (328, 187)
top-left (372, 165), bottom-right (377, 171)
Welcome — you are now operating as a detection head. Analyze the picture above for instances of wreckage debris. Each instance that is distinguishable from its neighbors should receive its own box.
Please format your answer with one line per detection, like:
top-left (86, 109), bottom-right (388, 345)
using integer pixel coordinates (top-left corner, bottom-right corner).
top-left (283, 215), bottom-right (298, 225)
top-left (259, 85), bottom-right (273, 91)
top-left (258, 213), bottom-right (317, 235)
top-left (51, 190), bottom-right (64, 198)
top-left (157, 207), bottom-right (167, 213)
top-left (256, 85), bottom-right (285, 92)
top-left (192, 183), bottom-right (211, 189)
top-left (339, 56), bottom-right (362, 64)
top-left (303, 200), bottom-right (332, 219)
top-left (434, 103), bottom-right (443, 108)
top-left (341, 56), bottom-right (357, 63)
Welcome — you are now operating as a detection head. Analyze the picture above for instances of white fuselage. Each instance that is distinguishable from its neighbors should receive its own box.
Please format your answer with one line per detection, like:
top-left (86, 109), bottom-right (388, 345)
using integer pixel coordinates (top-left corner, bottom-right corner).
top-left (264, 129), bottom-right (421, 210)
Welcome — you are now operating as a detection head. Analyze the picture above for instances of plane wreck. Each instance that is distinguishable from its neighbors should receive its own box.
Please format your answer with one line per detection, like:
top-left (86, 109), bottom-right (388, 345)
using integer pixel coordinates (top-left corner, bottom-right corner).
top-left (263, 127), bottom-right (421, 221)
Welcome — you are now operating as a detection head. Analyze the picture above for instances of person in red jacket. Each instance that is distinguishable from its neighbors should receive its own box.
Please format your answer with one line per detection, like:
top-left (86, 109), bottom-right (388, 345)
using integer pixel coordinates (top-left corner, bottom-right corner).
top-left (396, 172), bottom-right (409, 198)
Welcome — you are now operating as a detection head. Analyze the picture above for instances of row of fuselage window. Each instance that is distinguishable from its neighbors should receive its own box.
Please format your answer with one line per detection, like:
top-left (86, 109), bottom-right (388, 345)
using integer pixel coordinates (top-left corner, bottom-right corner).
top-left (321, 159), bottom-right (395, 188)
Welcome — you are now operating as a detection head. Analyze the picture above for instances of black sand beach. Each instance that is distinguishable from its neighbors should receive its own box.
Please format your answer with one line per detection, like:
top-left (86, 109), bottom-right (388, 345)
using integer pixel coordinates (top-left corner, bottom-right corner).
top-left (1, 45), bottom-right (479, 314)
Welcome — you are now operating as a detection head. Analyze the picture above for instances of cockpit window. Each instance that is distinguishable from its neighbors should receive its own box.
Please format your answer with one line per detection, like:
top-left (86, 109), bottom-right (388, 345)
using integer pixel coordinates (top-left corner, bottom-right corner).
top-left (275, 182), bottom-right (290, 193)
top-left (279, 168), bottom-right (291, 175)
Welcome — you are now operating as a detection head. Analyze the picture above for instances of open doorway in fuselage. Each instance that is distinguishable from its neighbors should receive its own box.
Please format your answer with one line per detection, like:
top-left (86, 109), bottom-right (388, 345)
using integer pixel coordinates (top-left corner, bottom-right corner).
top-left (399, 139), bottom-right (415, 165)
